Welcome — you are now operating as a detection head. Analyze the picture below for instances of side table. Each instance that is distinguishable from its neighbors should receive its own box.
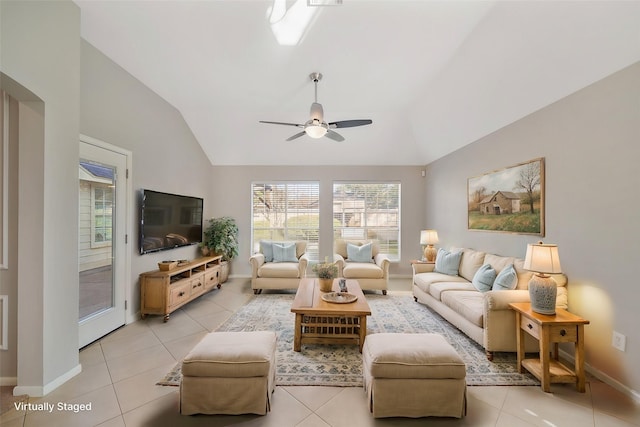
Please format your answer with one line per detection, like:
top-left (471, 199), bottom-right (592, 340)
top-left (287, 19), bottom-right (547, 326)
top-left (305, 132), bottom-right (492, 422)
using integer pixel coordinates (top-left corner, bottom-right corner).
top-left (509, 302), bottom-right (589, 392)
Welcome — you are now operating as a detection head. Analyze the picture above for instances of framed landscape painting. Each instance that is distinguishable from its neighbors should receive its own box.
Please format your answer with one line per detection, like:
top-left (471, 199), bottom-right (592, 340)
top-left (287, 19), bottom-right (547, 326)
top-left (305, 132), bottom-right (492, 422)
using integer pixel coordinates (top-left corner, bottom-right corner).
top-left (468, 158), bottom-right (545, 236)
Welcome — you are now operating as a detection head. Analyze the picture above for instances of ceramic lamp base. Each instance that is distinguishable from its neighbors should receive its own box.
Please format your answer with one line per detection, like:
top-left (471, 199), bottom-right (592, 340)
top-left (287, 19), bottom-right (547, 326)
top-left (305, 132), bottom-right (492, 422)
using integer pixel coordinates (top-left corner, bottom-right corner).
top-left (528, 274), bottom-right (557, 315)
top-left (424, 245), bottom-right (437, 263)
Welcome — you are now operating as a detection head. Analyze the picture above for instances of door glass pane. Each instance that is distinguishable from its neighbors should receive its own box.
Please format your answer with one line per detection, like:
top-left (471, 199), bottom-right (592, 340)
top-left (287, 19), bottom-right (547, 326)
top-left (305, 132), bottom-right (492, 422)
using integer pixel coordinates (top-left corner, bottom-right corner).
top-left (79, 160), bottom-right (115, 321)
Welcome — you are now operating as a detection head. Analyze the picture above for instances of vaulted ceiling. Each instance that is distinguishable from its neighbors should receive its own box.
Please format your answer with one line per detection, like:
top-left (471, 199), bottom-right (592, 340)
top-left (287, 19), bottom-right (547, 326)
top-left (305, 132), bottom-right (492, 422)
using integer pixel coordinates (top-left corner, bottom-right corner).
top-left (75, 1), bottom-right (640, 166)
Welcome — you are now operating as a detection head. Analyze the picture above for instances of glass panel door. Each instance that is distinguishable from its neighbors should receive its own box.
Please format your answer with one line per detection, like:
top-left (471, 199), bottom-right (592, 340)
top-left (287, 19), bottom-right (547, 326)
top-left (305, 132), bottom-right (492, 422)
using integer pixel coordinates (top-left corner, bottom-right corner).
top-left (79, 140), bottom-right (127, 347)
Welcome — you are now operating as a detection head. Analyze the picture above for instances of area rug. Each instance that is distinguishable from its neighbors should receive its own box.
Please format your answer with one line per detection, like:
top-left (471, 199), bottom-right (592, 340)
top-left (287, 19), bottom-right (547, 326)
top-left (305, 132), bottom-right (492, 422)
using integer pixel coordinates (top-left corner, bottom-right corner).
top-left (158, 293), bottom-right (538, 387)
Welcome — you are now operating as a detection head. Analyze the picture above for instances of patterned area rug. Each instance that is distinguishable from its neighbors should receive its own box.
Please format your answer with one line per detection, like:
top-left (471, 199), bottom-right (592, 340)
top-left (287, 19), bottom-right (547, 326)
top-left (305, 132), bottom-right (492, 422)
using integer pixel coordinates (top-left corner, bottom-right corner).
top-left (158, 293), bottom-right (538, 387)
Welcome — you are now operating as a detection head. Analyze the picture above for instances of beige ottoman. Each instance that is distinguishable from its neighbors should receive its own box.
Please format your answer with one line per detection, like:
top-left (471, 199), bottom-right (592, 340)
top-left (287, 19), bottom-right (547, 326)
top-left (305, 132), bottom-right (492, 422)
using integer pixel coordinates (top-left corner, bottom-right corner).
top-left (362, 333), bottom-right (466, 418)
top-left (180, 331), bottom-right (276, 415)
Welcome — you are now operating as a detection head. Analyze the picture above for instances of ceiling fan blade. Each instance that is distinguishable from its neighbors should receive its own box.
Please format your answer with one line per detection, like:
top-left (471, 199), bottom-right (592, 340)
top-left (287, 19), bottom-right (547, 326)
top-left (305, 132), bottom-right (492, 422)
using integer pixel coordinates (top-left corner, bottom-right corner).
top-left (259, 120), bottom-right (303, 127)
top-left (286, 131), bottom-right (306, 141)
top-left (328, 119), bottom-right (373, 129)
top-left (325, 130), bottom-right (345, 142)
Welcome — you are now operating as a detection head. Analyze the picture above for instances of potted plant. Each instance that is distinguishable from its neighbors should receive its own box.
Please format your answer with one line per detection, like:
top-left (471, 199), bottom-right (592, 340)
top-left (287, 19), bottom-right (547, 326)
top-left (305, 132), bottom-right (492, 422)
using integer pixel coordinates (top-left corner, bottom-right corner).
top-left (312, 257), bottom-right (339, 292)
top-left (202, 216), bottom-right (239, 283)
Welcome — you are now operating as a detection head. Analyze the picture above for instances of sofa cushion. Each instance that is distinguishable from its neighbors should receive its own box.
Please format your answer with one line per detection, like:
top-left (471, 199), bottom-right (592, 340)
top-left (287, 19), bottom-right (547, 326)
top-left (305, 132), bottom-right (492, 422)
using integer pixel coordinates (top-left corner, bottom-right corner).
top-left (514, 259), bottom-right (534, 290)
top-left (434, 249), bottom-right (463, 276)
top-left (484, 253), bottom-right (516, 274)
top-left (413, 272), bottom-right (468, 294)
top-left (492, 264), bottom-right (518, 290)
top-left (343, 262), bottom-right (383, 279)
top-left (441, 291), bottom-right (484, 328)
top-left (272, 242), bottom-right (298, 262)
top-left (472, 263), bottom-right (496, 293)
top-left (429, 281), bottom-right (476, 301)
top-left (458, 249), bottom-right (486, 282)
top-left (347, 242), bottom-right (373, 263)
top-left (258, 262), bottom-right (300, 278)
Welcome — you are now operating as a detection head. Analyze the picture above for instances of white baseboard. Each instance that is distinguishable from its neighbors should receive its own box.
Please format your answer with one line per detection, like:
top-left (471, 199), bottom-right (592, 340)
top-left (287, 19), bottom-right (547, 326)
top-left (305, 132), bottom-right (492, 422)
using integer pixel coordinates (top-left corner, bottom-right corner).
top-left (13, 363), bottom-right (82, 397)
top-left (559, 349), bottom-right (640, 403)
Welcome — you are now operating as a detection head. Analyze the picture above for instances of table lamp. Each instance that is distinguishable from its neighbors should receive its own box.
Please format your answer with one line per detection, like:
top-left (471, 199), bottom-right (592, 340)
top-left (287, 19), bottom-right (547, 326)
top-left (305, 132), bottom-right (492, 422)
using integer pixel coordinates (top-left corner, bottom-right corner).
top-left (420, 230), bottom-right (439, 262)
top-left (523, 242), bottom-right (562, 315)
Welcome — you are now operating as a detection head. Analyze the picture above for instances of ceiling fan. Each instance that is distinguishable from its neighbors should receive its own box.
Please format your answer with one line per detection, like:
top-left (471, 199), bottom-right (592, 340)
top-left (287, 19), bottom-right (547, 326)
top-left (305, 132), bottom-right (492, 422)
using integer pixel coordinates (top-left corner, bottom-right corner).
top-left (259, 72), bottom-right (372, 142)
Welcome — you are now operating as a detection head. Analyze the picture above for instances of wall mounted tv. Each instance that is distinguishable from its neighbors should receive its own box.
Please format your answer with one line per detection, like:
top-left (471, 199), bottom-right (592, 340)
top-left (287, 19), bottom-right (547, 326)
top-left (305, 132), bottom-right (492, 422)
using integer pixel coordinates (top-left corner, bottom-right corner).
top-left (139, 189), bottom-right (204, 255)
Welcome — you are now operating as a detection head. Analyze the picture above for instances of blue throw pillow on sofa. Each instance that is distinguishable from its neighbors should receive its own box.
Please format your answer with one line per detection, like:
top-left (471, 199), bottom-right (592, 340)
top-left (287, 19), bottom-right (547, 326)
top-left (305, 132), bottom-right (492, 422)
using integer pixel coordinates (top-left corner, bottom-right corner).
top-left (492, 264), bottom-right (518, 290)
top-left (434, 248), bottom-right (463, 276)
top-left (472, 263), bottom-right (497, 293)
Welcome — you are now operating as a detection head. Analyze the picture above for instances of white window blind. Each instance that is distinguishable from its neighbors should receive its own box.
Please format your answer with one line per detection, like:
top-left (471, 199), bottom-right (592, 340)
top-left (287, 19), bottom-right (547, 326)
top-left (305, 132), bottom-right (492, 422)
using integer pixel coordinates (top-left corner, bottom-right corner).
top-left (333, 182), bottom-right (401, 260)
top-left (252, 182), bottom-right (320, 260)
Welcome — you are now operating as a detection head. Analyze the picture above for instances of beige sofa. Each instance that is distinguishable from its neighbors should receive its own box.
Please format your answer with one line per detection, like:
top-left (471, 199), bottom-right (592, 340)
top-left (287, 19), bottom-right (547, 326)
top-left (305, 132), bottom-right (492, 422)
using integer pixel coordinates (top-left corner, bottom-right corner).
top-left (412, 248), bottom-right (568, 360)
top-left (249, 241), bottom-right (309, 294)
top-left (334, 239), bottom-right (390, 295)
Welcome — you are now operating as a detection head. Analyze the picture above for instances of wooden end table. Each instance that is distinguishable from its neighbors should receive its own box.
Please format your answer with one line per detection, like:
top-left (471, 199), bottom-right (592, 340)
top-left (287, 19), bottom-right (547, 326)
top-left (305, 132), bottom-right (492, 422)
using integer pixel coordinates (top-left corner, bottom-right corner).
top-left (291, 278), bottom-right (371, 352)
top-left (509, 302), bottom-right (590, 393)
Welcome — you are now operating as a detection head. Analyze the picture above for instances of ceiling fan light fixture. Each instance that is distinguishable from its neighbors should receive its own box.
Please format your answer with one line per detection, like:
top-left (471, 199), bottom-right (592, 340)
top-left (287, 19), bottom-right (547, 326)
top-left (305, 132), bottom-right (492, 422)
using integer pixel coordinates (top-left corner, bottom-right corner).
top-left (304, 122), bottom-right (328, 138)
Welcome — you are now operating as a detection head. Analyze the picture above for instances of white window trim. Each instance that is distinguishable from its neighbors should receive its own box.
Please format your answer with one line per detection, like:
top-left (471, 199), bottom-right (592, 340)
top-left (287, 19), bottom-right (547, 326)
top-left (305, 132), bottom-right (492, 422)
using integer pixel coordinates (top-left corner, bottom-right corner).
top-left (90, 183), bottom-right (113, 249)
top-left (251, 181), bottom-right (320, 259)
top-left (333, 181), bottom-right (401, 261)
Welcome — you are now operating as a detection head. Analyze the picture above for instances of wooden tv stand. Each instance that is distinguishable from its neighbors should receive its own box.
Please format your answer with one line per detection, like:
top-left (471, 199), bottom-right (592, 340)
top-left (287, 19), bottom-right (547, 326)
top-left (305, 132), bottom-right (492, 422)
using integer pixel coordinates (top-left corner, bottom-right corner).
top-left (140, 256), bottom-right (222, 322)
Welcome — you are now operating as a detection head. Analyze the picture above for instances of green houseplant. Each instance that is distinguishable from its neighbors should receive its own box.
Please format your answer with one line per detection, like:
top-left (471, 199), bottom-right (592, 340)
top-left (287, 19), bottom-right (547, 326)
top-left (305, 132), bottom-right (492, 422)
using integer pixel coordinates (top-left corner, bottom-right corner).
top-left (312, 257), bottom-right (338, 292)
top-left (202, 216), bottom-right (239, 261)
top-left (201, 217), bottom-right (238, 284)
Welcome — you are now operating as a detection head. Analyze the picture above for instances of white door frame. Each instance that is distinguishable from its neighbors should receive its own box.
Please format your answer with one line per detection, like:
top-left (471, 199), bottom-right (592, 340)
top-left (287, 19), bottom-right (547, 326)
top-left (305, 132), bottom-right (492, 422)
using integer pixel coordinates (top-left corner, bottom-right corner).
top-left (79, 134), bottom-right (132, 347)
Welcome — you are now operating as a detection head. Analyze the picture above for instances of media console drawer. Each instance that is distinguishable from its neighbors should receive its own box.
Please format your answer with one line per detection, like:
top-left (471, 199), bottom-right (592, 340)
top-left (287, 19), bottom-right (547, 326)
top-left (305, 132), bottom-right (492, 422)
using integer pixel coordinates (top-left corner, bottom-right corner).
top-left (140, 256), bottom-right (222, 322)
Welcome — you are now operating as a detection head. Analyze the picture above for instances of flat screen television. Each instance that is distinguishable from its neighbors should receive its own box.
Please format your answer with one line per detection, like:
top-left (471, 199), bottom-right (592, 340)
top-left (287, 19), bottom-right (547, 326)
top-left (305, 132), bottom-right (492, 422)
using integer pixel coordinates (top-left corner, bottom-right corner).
top-left (139, 189), bottom-right (204, 255)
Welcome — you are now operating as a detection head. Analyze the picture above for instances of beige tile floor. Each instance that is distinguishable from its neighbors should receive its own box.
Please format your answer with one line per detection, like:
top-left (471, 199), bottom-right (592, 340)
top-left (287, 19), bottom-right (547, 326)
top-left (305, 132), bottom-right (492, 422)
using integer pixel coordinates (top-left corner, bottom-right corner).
top-left (2, 278), bottom-right (639, 427)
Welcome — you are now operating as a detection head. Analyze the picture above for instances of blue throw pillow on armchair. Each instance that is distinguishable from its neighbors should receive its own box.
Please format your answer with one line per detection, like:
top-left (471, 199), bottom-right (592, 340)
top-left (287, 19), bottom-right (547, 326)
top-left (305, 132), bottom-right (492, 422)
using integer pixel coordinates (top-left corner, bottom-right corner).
top-left (259, 240), bottom-right (274, 262)
top-left (434, 248), bottom-right (463, 276)
top-left (346, 242), bottom-right (373, 263)
top-left (272, 242), bottom-right (298, 263)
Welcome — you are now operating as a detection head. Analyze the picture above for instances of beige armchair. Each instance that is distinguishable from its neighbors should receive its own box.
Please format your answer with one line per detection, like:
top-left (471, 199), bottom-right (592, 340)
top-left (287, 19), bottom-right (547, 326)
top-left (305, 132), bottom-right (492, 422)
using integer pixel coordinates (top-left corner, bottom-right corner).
top-left (249, 241), bottom-right (309, 294)
top-left (334, 239), bottom-right (390, 295)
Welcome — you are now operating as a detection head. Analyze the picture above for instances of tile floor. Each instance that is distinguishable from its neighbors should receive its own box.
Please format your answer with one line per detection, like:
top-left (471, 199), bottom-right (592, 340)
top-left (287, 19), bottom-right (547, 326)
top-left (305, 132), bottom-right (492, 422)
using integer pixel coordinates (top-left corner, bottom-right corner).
top-left (2, 278), bottom-right (639, 427)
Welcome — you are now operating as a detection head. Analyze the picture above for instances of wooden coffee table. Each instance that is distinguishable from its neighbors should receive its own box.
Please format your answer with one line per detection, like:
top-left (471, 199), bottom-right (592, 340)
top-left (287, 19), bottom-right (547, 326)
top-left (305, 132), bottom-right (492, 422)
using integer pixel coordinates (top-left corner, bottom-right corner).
top-left (291, 278), bottom-right (371, 352)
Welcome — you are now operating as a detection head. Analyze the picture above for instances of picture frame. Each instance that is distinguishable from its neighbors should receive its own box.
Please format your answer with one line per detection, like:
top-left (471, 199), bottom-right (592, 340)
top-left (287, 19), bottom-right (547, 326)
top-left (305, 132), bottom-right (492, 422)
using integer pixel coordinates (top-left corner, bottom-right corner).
top-left (468, 157), bottom-right (545, 236)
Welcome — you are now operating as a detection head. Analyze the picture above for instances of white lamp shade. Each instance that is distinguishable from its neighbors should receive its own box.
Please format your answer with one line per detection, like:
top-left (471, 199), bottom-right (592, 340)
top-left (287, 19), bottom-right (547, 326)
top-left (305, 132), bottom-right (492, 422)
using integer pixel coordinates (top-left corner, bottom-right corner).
top-left (420, 229), bottom-right (439, 245)
top-left (523, 243), bottom-right (562, 274)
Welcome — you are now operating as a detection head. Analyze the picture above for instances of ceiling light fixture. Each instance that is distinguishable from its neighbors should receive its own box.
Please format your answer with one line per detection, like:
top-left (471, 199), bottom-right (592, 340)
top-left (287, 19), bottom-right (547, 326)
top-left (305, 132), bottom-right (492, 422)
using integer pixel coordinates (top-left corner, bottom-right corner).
top-left (304, 120), bottom-right (328, 138)
top-left (268, 0), bottom-right (318, 46)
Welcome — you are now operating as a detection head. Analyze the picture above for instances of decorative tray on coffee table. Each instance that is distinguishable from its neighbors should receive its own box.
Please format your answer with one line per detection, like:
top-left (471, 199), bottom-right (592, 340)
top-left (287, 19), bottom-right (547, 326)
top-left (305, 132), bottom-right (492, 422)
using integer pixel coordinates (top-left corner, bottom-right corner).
top-left (321, 292), bottom-right (357, 304)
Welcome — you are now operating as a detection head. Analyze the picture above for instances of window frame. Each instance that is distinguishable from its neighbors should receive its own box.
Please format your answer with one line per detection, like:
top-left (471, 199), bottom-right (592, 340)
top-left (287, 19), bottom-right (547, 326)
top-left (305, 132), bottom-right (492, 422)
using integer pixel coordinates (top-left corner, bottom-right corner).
top-left (332, 181), bottom-right (401, 261)
top-left (251, 181), bottom-right (320, 260)
top-left (90, 183), bottom-right (113, 248)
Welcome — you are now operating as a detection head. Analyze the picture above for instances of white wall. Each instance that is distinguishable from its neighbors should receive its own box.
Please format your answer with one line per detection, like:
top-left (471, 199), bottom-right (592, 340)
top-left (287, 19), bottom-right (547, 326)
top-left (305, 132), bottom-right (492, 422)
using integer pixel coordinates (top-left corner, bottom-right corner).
top-left (1, 0), bottom-right (81, 394)
top-left (211, 165), bottom-right (426, 278)
top-left (0, 2), bottom-right (214, 392)
top-left (79, 40), bottom-right (215, 321)
top-left (424, 62), bottom-right (640, 398)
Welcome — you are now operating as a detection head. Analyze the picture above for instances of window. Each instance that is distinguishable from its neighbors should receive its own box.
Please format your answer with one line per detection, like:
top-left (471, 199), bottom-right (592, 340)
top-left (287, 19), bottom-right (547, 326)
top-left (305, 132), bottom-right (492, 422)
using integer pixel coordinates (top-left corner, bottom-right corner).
top-left (251, 182), bottom-right (320, 260)
top-left (333, 182), bottom-right (401, 260)
top-left (92, 185), bottom-right (113, 246)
